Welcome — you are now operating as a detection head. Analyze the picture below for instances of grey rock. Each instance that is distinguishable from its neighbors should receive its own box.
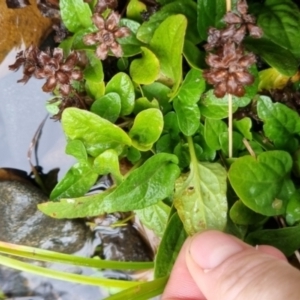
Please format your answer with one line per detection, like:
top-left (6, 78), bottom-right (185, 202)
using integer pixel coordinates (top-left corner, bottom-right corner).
top-left (0, 180), bottom-right (90, 254)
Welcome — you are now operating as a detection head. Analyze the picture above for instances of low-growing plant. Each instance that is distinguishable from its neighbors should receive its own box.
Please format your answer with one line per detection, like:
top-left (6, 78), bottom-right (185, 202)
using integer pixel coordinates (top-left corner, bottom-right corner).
top-left (5, 0), bottom-right (300, 298)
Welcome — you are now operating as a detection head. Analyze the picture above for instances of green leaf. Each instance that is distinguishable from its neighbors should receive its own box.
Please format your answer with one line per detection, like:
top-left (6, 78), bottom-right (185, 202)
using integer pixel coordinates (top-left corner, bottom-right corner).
top-left (172, 68), bottom-right (204, 136)
top-left (142, 83), bottom-right (172, 114)
top-left (183, 39), bottom-right (206, 70)
top-left (126, 0), bottom-right (147, 22)
top-left (118, 18), bottom-right (143, 57)
top-left (244, 37), bottom-right (298, 76)
top-left (135, 201), bottom-right (171, 238)
top-left (93, 149), bottom-right (123, 184)
top-left (85, 80), bottom-right (105, 99)
top-left (149, 15), bottom-right (187, 93)
top-left (83, 50), bottom-right (104, 82)
top-left (137, 1), bottom-right (200, 44)
top-left (246, 224), bottom-right (300, 257)
top-left (60, 0), bottom-right (92, 32)
top-left (204, 118), bottom-right (227, 150)
top-left (39, 191), bottom-right (109, 219)
top-left (90, 92), bottom-right (121, 123)
top-left (65, 139), bottom-right (88, 161)
top-left (174, 101), bottom-right (200, 136)
top-left (105, 73), bottom-right (135, 116)
top-left (255, 0), bottom-right (300, 59)
top-left (126, 146), bottom-right (141, 164)
top-left (129, 108), bottom-right (164, 151)
top-left (154, 213), bottom-right (187, 278)
top-left (228, 151), bottom-right (293, 216)
top-left (62, 108), bottom-right (131, 157)
top-left (286, 189), bottom-right (300, 226)
top-left (197, 0), bottom-right (226, 40)
top-left (130, 47), bottom-right (160, 85)
top-left (233, 117), bottom-right (253, 140)
top-left (220, 131), bottom-right (245, 157)
top-left (174, 161), bottom-right (228, 235)
top-left (257, 96), bottom-right (300, 150)
top-left (230, 200), bottom-right (266, 226)
top-left (50, 161), bottom-right (98, 200)
top-left (163, 112), bottom-right (181, 139)
top-left (133, 97), bottom-right (159, 115)
top-left (193, 124), bottom-right (216, 162)
top-left (200, 90), bottom-right (250, 119)
top-left (102, 153), bottom-right (180, 212)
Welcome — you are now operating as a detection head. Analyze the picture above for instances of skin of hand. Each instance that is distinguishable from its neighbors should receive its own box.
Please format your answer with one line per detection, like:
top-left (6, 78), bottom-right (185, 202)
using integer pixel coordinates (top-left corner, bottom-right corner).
top-left (162, 230), bottom-right (300, 300)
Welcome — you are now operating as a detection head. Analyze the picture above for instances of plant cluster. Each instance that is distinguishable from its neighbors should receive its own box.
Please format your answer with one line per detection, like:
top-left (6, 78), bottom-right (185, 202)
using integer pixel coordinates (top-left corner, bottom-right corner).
top-left (5, 0), bottom-right (300, 299)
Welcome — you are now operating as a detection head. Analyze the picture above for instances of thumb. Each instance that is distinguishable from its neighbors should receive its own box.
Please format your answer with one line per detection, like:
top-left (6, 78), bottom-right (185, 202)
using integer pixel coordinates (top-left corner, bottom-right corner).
top-left (186, 230), bottom-right (300, 300)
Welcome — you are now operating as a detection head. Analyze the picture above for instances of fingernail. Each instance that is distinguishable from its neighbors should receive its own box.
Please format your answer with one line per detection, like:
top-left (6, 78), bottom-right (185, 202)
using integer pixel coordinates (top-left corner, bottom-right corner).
top-left (188, 230), bottom-right (245, 270)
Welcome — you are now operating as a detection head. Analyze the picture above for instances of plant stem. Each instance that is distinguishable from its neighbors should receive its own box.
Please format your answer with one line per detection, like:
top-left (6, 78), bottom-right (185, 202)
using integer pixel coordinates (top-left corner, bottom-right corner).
top-left (228, 93), bottom-right (233, 158)
top-left (243, 138), bottom-right (256, 158)
top-left (226, 0), bottom-right (232, 11)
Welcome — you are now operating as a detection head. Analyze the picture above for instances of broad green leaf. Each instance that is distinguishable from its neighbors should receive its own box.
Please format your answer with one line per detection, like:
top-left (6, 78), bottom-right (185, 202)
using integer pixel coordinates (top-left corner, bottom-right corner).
top-left (93, 149), bottom-right (123, 184)
top-left (133, 97), bottom-right (159, 115)
top-left (50, 162), bottom-right (98, 200)
top-left (126, 0), bottom-right (147, 22)
top-left (228, 151), bottom-right (293, 216)
top-left (174, 101), bottom-right (200, 136)
top-left (118, 19), bottom-right (143, 57)
top-left (135, 201), bottom-right (171, 238)
top-left (60, 0), bottom-right (92, 32)
top-left (105, 73), bottom-right (135, 116)
top-left (129, 108), bottom-right (163, 151)
top-left (62, 108), bottom-right (131, 157)
top-left (246, 224), bottom-right (300, 257)
top-left (183, 40), bottom-right (206, 70)
top-left (137, 1), bottom-right (200, 44)
top-left (173, 69), bottom-right (206, 104)
top-left (163, 112), bottom-right (181, 139)
top-left (142, 83), bottom-right (172, 113)
top-left (204, 119), bottom-right (227, 150)
top-left (172, 69), bottom-right (204, 136)
top-left (39, 190), bottom-right (110, 219)
top-left (197, 0), bottom-right (226, 40)
top-left (200, 90), bottom-right (250, 119)
top-left (90, 92), bottom-right (121, 123)
top-left (174, 162), bottom-right (228, 235)
top-left (230, 200), bottom-right (266, 226)
top-left (233, 118), bottom-right (253, 140)
top-left (193, 124), bottom-right (216, 161)
top-left (286, 190), bottom-right (300, 226)
top-left (65, 139), bottom-right (87, 161)
top-left (174, 142), bottom-right (190, 169)
top-left (244, 37), bottom-right (298, 76)
top-left (149, 15), bottom-right (187, 93)
top-left (156, 134), bottom-right (175, 154)
top-left (154, 213), bottom-right (187, 278)
top-left (257, 96), bottom-right (300, 150)
top-left (130, 47), bottom-right (160, 85)
top-left (258, 68), bottom-right (291, 91)
top-left (85, 80), bottom-right (105, 99)
top-left (126, 146), bottom-right (141, 164)
top-left (102, 153), bottom-right (180, 212)
top-left (220, 131), bottom-right (245, 157)
top-left (255, 0), bottom-right (300, 59)
top-left (83, 50), bottom-right (104, 82)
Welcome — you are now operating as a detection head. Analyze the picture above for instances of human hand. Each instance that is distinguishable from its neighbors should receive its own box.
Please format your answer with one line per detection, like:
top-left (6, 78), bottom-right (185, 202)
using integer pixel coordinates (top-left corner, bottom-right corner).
top-left (162, 230), bottom-right (300, 300)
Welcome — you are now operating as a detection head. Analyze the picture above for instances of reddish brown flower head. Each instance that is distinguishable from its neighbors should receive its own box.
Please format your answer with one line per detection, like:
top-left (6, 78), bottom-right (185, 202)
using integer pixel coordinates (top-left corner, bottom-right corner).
top-left (9, 45), bottom-right (40, 83)
top-left (9, 46), bottom-right (83, 96)
top-left (204, 42), bottom-right (256, 97)
top-left (94, 0), bottom-right (117, 14)
top-left (34, 48), bottom-right (83, 95)
top-left (223, 0), bottom-right (263, 39)
top-left (83, 12), bottom-right (131, 60)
